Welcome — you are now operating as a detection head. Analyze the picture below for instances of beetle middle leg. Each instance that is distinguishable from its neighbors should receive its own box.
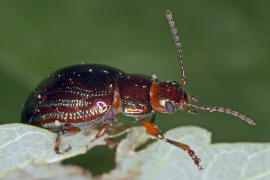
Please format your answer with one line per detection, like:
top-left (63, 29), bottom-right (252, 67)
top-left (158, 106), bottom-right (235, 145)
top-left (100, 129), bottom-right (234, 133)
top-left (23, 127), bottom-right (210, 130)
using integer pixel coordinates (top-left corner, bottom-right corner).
top-left (90, 123), bottom-right (117, 148)
top-left (54, 126), bottom-right (80, 154)
top-left (90, 122), bottom-right (134, 149)
top-left (94, 124), bottom-right (110, 140)
top-left (150, 113), bottom-right (156, 124)
top-left (139, 117), bottom-right (203, 170)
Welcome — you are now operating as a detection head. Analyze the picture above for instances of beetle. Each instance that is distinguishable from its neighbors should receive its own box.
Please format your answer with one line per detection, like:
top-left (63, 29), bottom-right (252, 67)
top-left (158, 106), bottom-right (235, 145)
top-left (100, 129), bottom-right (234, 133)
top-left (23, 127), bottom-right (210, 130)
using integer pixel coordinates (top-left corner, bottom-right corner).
top-left (21, 10), bottom-right (255, 170)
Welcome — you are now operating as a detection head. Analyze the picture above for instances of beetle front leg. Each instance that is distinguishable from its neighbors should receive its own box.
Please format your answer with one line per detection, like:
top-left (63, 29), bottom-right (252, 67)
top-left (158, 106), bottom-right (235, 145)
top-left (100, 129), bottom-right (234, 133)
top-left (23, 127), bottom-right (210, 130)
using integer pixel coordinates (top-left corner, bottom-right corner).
top-left (139, 117), bottom-right (203, 170)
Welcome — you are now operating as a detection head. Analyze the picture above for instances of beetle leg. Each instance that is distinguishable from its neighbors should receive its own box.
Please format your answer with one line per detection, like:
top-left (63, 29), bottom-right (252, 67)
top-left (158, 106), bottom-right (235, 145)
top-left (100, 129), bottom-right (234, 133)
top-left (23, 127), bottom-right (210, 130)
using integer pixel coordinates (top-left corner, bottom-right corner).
top-left (150, 113), bottom-right (156, 124)
top-left (96, 124), bottom-right (110, 139)
top-left (55, 132), bottom-right (71, 154)
top-left (54, 126), bottom-right (80, 154)
top-left (91, 124), bottom-right (122, 149)
top-left (139, 117), bottom-right (203, 170)
top-left (90, 124), bottom-right (110, 144)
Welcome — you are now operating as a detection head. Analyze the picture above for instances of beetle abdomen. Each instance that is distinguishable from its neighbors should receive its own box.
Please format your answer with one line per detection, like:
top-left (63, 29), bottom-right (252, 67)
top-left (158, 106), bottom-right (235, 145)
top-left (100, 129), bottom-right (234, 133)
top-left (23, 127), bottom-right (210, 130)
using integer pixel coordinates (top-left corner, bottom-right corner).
top-left (21, 64), bottom-right (124, 129)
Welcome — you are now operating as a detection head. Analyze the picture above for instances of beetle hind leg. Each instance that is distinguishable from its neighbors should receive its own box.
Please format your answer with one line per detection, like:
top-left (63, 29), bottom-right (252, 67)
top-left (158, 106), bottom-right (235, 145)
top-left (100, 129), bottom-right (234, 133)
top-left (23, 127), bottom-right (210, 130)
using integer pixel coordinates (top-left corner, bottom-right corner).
top-left (139, 117), bottom-right (203, 170)
top-left (54, 126), bottom-right (80, 154)
top-left (54, 132), bottom-right (71, 154)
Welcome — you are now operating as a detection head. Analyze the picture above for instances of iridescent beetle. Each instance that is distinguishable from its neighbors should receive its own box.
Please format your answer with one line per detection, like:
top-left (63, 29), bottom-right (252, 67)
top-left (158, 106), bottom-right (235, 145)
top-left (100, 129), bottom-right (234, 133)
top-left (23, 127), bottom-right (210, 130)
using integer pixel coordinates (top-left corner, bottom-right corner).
top-left (21, 10), bottom-right (255, 170)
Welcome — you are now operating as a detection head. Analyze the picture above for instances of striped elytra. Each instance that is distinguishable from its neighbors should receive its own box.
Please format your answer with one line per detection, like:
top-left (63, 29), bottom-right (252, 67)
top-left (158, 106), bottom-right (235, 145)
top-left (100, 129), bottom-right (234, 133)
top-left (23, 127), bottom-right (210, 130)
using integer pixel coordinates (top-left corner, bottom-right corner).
top-left (21, 10), bottom-right (255, 170)
top-left (22, 65), bottom-right (115, 127)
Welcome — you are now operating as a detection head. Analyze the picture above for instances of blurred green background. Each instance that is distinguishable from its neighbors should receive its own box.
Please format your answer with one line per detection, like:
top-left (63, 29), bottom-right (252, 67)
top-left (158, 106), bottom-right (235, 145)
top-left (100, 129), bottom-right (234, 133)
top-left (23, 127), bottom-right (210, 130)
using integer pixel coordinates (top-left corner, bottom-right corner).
top-left (0, 0), bottom-right (269, 176)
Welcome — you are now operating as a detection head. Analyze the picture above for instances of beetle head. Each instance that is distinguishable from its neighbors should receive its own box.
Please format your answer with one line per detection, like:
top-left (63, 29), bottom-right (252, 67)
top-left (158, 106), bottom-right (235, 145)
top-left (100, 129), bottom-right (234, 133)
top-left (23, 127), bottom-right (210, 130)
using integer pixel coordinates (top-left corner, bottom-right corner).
top-left (150, 81), bottom-right (191, 114)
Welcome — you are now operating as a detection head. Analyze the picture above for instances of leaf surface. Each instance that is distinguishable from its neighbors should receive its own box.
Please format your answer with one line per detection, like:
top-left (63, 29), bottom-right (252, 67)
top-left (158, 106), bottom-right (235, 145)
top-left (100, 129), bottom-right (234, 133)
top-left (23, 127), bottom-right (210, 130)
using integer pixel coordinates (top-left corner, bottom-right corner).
top-left (1, 124), bottom-right (269, 180)
top-left (100, 127), bottom-right (270, 180)
top-left (0, 123), bottom-right (106, 178)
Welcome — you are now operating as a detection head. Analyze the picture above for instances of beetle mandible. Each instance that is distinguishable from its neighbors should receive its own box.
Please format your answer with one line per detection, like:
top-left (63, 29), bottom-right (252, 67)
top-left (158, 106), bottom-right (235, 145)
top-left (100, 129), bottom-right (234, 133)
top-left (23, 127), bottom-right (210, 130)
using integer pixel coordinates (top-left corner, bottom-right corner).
top-left (21, 10), bottom-right (255, 170)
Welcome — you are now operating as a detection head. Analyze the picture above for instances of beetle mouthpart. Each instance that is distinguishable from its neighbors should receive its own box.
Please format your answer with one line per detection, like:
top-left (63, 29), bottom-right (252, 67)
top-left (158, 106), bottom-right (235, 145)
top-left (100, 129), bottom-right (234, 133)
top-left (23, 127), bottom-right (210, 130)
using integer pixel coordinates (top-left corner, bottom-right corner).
top-left (185, 102), bottom-right (256, 125)
top-left (185, 108), bottom-right (198, 115)
top-left (189, 96), bottom-right (199, 102)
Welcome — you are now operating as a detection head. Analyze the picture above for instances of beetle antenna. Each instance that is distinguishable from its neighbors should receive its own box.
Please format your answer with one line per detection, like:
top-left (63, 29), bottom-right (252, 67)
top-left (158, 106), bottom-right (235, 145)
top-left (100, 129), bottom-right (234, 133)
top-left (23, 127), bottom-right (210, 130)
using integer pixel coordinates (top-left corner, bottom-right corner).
top-left (185, 102), bottom-right (256, 125)
top-left (166, 10), bottom-right (186, 87)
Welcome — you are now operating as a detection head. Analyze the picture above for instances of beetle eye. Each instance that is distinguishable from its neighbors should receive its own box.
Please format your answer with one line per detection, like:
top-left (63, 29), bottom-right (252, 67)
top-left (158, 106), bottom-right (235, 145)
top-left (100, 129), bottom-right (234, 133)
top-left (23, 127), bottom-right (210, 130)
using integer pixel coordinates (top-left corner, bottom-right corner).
top-left (165, 101), bottom-right (176, 114)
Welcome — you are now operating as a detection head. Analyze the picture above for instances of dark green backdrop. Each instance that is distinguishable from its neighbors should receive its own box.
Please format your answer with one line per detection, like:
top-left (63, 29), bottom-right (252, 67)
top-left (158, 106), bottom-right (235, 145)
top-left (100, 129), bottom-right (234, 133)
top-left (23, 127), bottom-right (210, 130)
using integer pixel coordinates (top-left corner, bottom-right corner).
top-left (0, 0), bottom-right (269, 175)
